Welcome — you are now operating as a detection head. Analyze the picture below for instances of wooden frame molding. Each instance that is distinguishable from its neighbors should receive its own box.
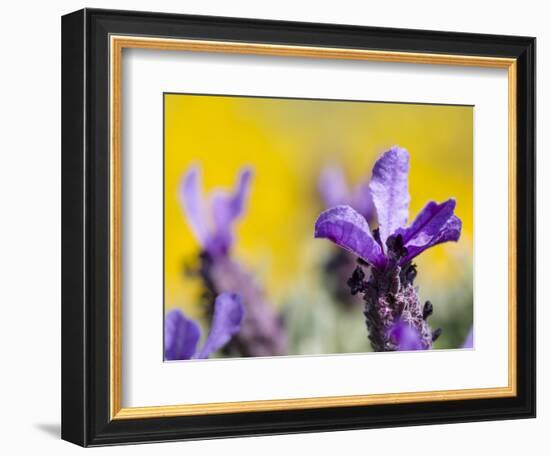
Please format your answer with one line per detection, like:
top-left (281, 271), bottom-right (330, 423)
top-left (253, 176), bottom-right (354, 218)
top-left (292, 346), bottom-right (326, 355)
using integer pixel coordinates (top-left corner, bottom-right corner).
top-left (109, 35), bottom-right (518, 421)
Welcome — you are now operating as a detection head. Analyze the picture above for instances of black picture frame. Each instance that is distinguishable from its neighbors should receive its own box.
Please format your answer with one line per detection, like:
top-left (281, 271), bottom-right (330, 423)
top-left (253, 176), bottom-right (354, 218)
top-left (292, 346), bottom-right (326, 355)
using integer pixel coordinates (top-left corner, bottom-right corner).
top-left (62, 8), bottom-right (535, 447)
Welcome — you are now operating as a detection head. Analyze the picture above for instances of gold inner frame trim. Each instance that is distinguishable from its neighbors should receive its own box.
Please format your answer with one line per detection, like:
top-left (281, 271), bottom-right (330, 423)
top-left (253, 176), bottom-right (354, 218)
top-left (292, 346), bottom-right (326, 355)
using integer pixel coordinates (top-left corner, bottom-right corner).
top-left (109, 35), bottom-right (518, 420)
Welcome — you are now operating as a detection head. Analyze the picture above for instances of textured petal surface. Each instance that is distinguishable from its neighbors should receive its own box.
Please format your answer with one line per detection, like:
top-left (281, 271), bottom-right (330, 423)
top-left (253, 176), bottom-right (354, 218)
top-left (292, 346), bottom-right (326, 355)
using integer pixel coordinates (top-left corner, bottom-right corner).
top-left (390, 321), bottom-right (424, 351)
top-left (396, 199), bottom-right (456, 244)
top-left (318, 165), bottom-right (350, 208)
top-left (209, 167), bottom-right (253, 255)
top-left (164, 309), bottom-right (201, 361)
top-left (179, 166), bottom-right (209, 247)
top-left (314, 205), bottom-right (385, 267)
top-left (462, 328), bottom-right (474, 349)
top-left (196, 292), bottom-right (245, 359)
top-left (369, 147), bottom-right (410, 245)
top-left (401, 213), bottom-right (462, 264)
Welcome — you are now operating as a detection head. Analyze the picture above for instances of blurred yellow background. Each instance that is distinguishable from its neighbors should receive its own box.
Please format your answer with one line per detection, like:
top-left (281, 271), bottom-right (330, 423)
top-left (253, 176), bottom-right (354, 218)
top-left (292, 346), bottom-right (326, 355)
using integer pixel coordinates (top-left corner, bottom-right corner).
top-left (164, 94), bottom-right (473, 336)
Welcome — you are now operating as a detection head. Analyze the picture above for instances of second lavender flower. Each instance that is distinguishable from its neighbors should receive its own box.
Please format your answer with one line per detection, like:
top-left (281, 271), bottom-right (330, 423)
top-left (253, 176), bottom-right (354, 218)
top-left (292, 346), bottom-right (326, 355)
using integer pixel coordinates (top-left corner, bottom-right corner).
top-left (314, 146), bottom-right (462, 352)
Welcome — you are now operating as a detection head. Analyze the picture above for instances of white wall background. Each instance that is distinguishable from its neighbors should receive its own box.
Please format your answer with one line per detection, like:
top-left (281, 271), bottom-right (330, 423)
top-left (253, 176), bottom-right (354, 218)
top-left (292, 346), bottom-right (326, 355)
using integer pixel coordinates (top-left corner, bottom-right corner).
top-left (0, 0), bottom-right (544, 454)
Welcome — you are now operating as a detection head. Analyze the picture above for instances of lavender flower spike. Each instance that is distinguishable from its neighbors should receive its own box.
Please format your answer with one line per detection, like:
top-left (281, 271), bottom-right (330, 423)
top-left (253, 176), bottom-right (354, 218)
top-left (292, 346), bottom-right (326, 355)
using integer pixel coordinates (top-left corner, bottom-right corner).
top-left (164, 292), bottom-right (245, 361)
top-left (180, 165), bottom-right (252, 258)
top-left (314, 146), bottom-right (461, 351)
top-left (181, 164), bottom-right (287, 357)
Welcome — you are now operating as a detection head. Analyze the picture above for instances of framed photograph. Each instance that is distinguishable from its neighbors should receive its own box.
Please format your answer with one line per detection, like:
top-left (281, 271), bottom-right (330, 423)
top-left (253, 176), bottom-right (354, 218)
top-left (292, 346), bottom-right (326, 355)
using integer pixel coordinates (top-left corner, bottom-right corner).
top-left (61, 8), bottom-right (535, 447)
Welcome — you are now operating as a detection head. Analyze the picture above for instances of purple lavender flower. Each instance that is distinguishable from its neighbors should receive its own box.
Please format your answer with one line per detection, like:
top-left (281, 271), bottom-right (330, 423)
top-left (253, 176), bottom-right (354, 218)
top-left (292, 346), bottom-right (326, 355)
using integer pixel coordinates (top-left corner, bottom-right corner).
top-left (180, 165), bottom-right (252, 258)
top-left (314, 146), bottom-right (461, 351)
top-left (180, 165), bottom-right (287, 357)
top-left (165, 292), bottom-right (244, 361)
top-left (318, 165), bottom-right (375, 223)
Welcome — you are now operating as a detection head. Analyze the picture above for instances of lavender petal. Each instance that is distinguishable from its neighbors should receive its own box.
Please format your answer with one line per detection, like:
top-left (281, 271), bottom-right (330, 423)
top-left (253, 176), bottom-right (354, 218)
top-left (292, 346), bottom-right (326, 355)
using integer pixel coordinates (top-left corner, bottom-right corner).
top-left (318, 165), bottom-right (350, 208)
top-left (401, 214), bottom-right (462, 264)
top-left (314, 205), bottom-right (385, 268)
top-left (196, 292), bottom-right (245, 359)
top-left (396, 199), bottom-right (457, 244)
top-left (209, 167), bottom-right (253, 255)
top-left (164, 309), bottom-right (201, 361)
top-left (211, 167), bottom-right (252, 227)
top-left (179, 166), bottom-right (209, 248)
top-left (369, 146), bottom-right (410, 245)
top-left (389, 320), bottom-right (425, 351)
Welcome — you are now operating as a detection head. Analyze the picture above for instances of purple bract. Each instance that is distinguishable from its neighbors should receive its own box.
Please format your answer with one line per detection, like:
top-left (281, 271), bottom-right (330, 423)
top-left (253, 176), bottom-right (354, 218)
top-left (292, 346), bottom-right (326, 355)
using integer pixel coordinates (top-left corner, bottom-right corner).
top-left (315, 147), bottom-right (461, 269)
top-left (165, 292), bottom-right (245, 361)
top-left (180, 165), bottom-right (252, 258)
top-left (389, 320), bottom-right (424, 351)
